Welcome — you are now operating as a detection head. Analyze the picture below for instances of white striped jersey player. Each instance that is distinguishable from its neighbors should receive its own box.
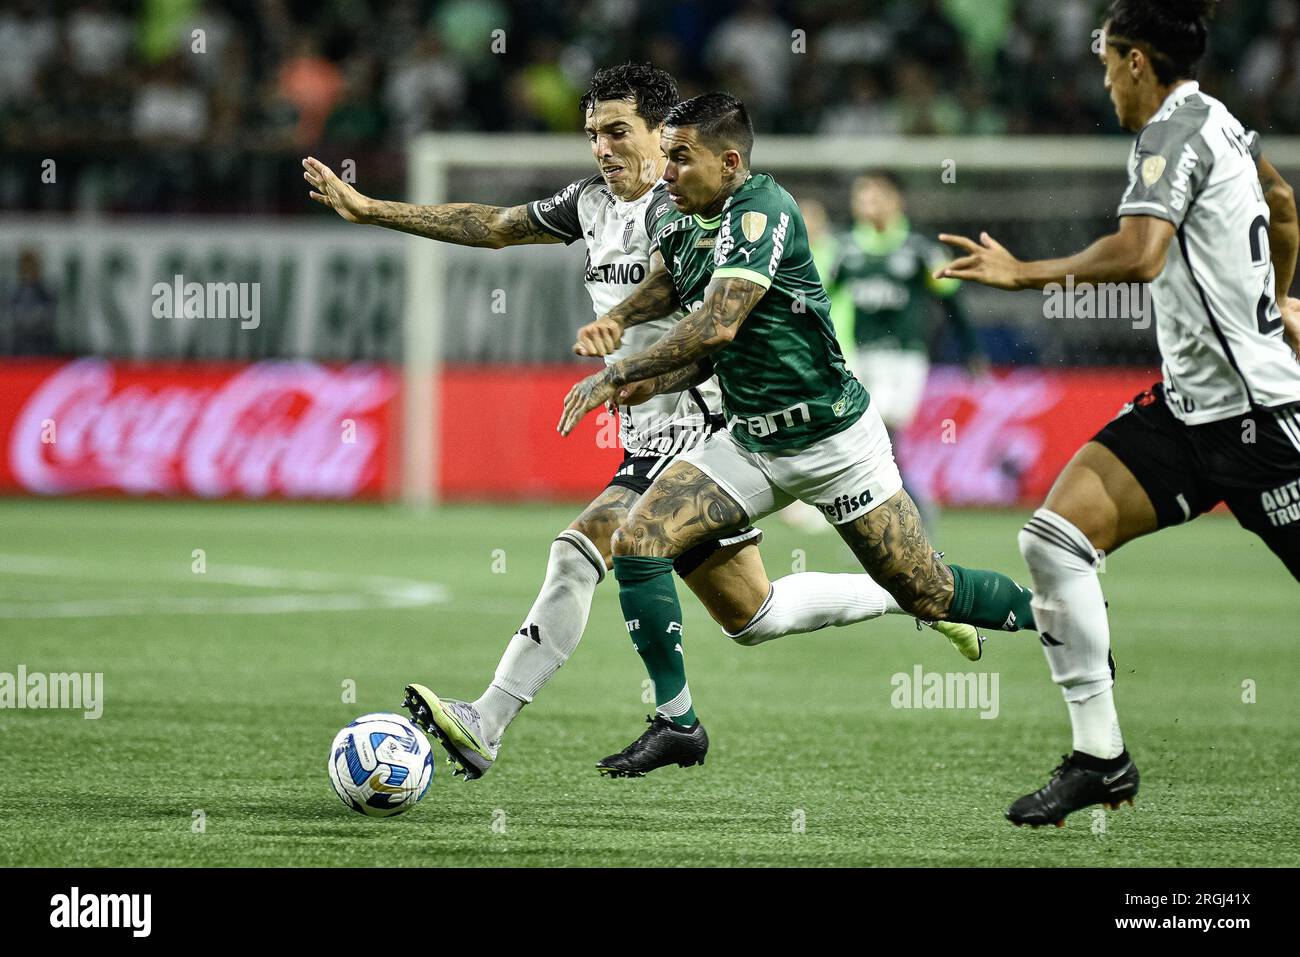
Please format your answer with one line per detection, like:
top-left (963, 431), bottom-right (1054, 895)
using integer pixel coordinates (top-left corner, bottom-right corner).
top-left (529, 175), bottom-right (722, 458)
top-left (1118, 80), bottom-right (1300, 424)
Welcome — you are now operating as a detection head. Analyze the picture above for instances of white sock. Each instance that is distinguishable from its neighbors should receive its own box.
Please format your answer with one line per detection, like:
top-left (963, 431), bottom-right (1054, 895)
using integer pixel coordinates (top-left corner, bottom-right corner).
top-left (725, 573), bottom-right (902, 646)
top-left (1067, 688), bottom-right (1124, 758)
top-left (475, 529), bottom-right (604, 742)
top-left (1018, 509), bottom-right (1123, 759)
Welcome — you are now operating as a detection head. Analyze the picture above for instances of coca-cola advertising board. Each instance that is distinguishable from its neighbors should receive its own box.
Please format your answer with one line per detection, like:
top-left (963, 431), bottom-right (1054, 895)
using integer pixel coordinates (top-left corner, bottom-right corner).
top-left (0, 359), bottom-right (398, 499)
top-left (0, 359), bottom-right (1155, 504)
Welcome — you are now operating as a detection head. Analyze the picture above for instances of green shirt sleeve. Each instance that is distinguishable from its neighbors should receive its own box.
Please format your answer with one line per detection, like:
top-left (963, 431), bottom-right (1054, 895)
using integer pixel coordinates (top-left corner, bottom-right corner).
top-left (712, 186), bottom-right (790, 290)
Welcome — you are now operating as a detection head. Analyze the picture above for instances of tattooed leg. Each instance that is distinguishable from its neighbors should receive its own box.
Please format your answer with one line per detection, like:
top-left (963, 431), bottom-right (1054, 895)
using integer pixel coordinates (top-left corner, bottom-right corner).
top-left (569, 485), bottom-right (639, 569)
top-left (837, 488), bottom-right (1038, 631)
top-left (836, 489), bottom-right (955, 621)
top-left (611, 462), bottom-right (751, 560)
top-left (610, 462), bottom-right (748, 726)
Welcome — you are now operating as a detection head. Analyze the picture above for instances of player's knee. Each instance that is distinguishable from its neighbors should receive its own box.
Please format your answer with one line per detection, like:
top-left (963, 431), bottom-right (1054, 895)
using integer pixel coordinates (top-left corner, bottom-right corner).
top-left (610, 522), bottom-right (644, 558)
top-left (1017, 523), bottom-right (1044, 569)
top-left (1019, 510), bottom-right (1100, 575)
top-left (548, 530), bottom-right (606, 586)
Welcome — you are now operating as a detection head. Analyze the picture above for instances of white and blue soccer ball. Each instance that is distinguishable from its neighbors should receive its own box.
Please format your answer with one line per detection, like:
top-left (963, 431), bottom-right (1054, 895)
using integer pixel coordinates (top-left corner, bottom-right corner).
top-left (328, 712), bottom-right (434, 817)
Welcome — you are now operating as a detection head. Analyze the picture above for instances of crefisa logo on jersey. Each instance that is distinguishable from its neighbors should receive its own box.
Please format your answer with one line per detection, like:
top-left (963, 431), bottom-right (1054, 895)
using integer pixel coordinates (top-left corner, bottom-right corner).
top-left (819, 489), bottom-right (873, 523)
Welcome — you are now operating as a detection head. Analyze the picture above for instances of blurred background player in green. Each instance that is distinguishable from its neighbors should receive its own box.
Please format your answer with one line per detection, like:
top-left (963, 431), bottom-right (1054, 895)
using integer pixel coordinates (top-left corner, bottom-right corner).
top-left (826, 170), bottom-right (988, 528)
top-left (797, 196), bottom-right (857, 351)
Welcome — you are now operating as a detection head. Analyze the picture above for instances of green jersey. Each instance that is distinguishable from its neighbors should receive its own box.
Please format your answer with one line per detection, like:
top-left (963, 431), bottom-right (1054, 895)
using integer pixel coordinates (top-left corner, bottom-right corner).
top-left (648, 173), bottom-right (868, 452)
top-left (825, 217), bottom-right (976, 356)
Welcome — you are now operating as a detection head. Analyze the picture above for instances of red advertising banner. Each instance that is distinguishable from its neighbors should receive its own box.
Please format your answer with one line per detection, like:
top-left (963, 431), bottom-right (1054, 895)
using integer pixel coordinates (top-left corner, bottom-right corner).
top-left (0, 359), bottom-right (397, 499)
top-left (0, 360), bottom-right (1156, 505)
top-left (896, 366), bottom-right (1157, 507)
top-left (437, 364), bottom-right (622, 500)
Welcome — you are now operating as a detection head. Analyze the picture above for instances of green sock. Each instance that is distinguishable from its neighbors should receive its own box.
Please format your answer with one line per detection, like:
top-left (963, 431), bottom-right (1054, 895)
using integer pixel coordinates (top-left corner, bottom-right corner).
top-left (948, 564), bottom-right (1037, 632)
top-left (613, 555), bottom-right (696, 726)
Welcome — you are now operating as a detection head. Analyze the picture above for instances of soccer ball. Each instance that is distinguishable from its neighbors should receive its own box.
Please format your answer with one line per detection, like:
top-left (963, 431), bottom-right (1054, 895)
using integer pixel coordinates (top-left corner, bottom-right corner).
top-left (328, 712), bottom-right (434, 817)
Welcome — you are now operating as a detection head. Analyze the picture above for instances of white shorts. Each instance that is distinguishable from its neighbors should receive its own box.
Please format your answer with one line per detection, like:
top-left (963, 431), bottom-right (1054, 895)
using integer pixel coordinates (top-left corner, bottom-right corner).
top-left (679, 405), bottom-right (904, 526)
top-left (853, 348), bottom-right (929, 430)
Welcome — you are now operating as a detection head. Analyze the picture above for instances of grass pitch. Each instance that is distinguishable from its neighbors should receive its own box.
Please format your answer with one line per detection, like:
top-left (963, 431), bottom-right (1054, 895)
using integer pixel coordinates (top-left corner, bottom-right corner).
top-left (0, 497), bottom-right (1295, 867)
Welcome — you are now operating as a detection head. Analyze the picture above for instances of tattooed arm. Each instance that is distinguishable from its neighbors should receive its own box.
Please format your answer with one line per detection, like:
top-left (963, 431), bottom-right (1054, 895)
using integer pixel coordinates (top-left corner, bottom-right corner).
top-left (1260, 155), bottom-right (1298, 301)
top-left (574, 250), bottom-right (680, 357)
top-left (617, 359), bottom-right (715, 404)
top-left (303, 156), bottom-right (559, 248)
top-left (608, 276), bottom-right (763, 385)
top-left (559, 276), bottom-right (764, 435)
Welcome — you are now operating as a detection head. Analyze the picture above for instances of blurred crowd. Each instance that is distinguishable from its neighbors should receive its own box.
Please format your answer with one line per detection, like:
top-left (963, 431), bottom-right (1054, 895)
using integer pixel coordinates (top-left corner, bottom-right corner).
top-left (3, 0), bottom-right (1298, 152)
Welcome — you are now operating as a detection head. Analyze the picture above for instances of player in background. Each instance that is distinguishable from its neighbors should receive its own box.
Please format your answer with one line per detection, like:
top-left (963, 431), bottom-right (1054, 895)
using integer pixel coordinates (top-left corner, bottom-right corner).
top-left (937, 0), bottom-right (1300, 827)
top-left (559, 95), bottom-right (1042, 759)
top-left (304, 65), bottom-right (983, 781)
top-left (826, 171), bottom-right (988, 526)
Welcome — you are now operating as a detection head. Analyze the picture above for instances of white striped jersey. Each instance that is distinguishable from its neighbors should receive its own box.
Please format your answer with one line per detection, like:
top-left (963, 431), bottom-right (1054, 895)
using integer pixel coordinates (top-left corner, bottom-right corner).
top-left (528, 176), bottom-right (722, 457)
top-left (1118, 80), bottom-right (1300, 424)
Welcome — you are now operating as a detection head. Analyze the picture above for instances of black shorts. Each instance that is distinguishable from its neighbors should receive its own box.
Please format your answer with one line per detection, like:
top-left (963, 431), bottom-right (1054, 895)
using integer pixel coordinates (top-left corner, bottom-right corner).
top-left (604, 448), bottom-right (763, 578)
top-left (1092, 383), bottom-right (1300, 580)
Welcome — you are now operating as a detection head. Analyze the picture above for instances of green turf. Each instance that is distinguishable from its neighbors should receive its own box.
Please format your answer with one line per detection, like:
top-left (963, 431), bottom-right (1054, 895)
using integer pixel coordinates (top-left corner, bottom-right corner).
top-left (0, 497), bottom-right (1295, 867)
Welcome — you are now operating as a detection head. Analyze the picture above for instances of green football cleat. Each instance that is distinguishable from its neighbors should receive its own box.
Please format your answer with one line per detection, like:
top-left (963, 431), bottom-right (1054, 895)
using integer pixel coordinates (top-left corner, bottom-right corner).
top-left (402, 683), bottom-right (496, 780)
top-left (920, 619), bottom-right (985, 661)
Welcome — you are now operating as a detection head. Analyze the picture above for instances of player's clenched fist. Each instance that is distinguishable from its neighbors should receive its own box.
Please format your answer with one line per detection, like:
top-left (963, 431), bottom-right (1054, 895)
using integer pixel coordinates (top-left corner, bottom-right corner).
top-left (303, 156), bottom-right (374, 224)
top-left (573, 316), bottom-right (624, 357)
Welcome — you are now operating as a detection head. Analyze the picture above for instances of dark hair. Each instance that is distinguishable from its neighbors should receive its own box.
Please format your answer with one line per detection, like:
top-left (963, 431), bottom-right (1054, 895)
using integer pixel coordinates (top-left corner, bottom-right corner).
top-left (664, 92), bottom-right (754, 163)
top-left (579, 63), bottom-right (679, 128)
top-left (855, 169), bottom-right (904, 194)
top-left (1105, 0), bottom-right (1218, 84)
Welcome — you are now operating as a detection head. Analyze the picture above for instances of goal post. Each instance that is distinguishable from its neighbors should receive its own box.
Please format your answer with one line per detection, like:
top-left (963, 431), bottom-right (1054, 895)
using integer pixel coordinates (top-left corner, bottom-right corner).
top-left (403, 133), bottom-right (1300, 508)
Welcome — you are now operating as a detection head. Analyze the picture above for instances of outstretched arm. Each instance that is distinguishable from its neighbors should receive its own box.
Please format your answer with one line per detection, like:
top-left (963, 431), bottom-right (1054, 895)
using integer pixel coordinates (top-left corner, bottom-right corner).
top-left (303, 157), bottom-right (559, 248)
top-left (936, 216), bottom-right (1175, 291)
top-left (559, 276), bottom-right (764, 435)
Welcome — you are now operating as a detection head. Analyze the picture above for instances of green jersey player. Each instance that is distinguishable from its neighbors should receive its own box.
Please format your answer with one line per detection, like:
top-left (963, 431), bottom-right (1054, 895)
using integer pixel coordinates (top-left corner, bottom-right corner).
top-left (560, 94), bottom-right (1040, 719)
top-left (826, 171), bottom-right (985, 434)
top-left (306, 66), bottom-right (985, 782)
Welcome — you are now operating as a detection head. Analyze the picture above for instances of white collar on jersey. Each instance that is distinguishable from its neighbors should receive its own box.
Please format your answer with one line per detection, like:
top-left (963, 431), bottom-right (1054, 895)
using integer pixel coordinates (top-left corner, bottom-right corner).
top-left (1156, 79), bottom-right (1200, 116)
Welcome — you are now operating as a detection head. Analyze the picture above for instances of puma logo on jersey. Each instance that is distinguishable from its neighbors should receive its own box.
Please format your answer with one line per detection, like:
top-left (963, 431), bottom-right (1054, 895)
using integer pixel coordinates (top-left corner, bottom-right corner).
top-left (736, 247), bottom-right (754, 263)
